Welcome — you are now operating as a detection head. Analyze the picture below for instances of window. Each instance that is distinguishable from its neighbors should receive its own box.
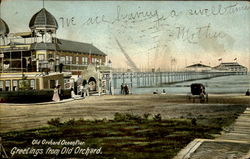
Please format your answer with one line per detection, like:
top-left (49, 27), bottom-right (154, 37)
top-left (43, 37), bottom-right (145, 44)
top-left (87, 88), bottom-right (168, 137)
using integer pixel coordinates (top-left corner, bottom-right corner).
top-left (5, 80), bottom-right (10, 91)
top-left (76, 57), bottom-right (79, 64)
top-left (56, 55), bottom-right (60, 65)
top-left (85, 57), bottom-right (88, 64)
top-left (66, 56), bottom-right (69, 64)
top-left (83, 57), bottom-right (85, 64)
top-left (38, 54), bottom-right (45, 61)
top-left (69, 56), bottom-right (73, 64)
top-left (65, 56), bottom-right (72, 64)
top-left (92, 58), bottom-right (99, 64)
top-left (19, 80), bottom-right (30, 90)
top-left (30, 80), bottom-right (35, 89)
top-left (0, 81), bottom-right (3, 91)
top-left (82, 57), bottom-right (88, 65)
top-left (12, 80), bottom-right (18, 91)
top-left (48, 54), bottom-right (54, 59)
top-left (60, 56), bottom-right (65, 64)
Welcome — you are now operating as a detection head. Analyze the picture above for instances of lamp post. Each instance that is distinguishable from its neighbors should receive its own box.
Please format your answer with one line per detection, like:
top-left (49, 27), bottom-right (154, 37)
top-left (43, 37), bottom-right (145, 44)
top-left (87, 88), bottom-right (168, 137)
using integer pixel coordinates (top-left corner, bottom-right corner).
top-left (96, 65), bottom-right (101, 96)
top-left (108, 59), bottom-right (113, 95)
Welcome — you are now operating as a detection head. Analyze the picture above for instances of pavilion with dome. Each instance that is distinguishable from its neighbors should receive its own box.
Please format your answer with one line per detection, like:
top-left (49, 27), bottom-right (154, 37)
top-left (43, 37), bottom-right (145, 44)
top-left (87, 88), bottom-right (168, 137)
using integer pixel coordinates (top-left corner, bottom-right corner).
top-left (0, 7), bottom-right (110, 96)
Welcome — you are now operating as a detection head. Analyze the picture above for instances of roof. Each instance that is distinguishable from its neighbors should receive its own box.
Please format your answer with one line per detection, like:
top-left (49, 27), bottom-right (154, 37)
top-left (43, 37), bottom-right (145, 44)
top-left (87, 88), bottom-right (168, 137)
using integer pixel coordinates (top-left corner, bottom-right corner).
top-left (220, 62), bottom-right (240, 66)
top-left (30, 38), bottom-right (106, 56)
top-left (215, 62), bottom-right (246, 68)
top-left (29, 8), bottom-right (58, 31)
top-left (14, 32), bottom-right (34, 38)
top-left (0, 18), bottom-right (9, 37)
top-left (186, 63), bottom-right (211, 68)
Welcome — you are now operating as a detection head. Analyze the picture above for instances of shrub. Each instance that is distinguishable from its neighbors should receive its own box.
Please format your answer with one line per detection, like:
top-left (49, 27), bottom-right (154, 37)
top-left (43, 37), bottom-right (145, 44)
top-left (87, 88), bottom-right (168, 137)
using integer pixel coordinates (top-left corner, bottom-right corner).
top-left (114, 112), bottom-right (125, 121)
top-left (47, 118), bottom-right (62, 127)
top-left (143, 113), bottom-right (151, 120)
top-left (153, 114), bottom-right (162, 121)
top-left (65, 118), bottom-right (77, 126)
top-left (114, 113), bottom-right (142, 122)
top-left (191, 118), bottom-right (197, 126)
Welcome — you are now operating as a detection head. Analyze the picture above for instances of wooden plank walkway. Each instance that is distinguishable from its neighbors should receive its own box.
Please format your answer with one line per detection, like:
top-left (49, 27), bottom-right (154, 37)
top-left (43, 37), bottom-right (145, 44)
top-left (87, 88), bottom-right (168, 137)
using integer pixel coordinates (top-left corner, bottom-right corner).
top-left (174, 108), bottom-right (250, 159)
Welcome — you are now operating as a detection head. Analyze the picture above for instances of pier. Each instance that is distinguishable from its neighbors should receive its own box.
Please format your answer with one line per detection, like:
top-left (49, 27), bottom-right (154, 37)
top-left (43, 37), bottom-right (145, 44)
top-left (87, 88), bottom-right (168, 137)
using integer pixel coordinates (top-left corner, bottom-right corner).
top-left (112, 71), bottom-right (247, 89)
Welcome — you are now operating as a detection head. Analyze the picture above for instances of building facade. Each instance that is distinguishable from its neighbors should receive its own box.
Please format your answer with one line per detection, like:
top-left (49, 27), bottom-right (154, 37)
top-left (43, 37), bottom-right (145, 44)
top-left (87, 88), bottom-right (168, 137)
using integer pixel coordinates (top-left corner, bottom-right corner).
top-left (213, 62), bottom-right (248, 74)
top-left (0, 8), bottom-right (111, 94)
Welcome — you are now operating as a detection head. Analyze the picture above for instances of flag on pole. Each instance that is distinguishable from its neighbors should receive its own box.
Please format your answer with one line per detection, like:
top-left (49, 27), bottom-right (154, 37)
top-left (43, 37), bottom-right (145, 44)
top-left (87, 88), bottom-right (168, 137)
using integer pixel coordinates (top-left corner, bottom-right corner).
top-left (218, 58), bottom-right (222, 61)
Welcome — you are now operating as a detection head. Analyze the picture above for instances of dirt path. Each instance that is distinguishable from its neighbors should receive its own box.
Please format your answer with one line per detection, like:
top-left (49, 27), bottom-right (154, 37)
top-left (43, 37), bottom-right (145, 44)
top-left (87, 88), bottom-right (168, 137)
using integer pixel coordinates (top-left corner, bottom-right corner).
top-left (0, 94), bottom-right (249, 133)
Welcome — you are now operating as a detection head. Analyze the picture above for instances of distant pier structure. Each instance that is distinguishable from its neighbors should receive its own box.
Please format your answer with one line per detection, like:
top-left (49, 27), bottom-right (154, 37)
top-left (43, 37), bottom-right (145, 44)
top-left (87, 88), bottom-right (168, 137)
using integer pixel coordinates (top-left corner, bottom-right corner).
top-left (213, 62), bottom-right (248, 73)
top-left (111, 62), bottom-right (248, 89)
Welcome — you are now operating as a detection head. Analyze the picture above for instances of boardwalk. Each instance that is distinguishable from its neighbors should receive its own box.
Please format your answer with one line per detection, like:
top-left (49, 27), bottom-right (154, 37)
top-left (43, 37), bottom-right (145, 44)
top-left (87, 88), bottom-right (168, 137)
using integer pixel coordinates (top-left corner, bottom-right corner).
top-left (174, 108), bottom-right (250, 159)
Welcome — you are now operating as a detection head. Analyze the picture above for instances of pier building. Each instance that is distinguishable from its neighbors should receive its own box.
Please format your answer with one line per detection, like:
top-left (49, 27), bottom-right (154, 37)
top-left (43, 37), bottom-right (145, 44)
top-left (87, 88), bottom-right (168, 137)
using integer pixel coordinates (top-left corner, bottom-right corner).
top-left (214, 62), bottom-right (248, 74)
top-left (0, 8), bottom-right (110, 94)
top-left (185, 64), bottom-right (212, 72)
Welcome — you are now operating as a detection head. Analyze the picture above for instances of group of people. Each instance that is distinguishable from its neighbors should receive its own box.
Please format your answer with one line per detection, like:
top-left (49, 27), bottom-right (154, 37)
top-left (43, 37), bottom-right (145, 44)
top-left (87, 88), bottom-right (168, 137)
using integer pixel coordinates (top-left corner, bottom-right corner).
top-left (79, 84), bottom-right (90, 98)
top-left (70, 84), bottom-right (90, 99)
top-left (121, 83), bottom-right (129, 95)
top-left (153, 89), bottom-right (166, 94)
top-left (52, 83), bottom-right (90, 102)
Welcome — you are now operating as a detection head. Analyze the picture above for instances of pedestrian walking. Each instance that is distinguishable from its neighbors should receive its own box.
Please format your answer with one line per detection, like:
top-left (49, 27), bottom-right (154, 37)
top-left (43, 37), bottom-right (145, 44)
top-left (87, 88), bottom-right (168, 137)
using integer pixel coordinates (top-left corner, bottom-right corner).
top-left (52, 85), bottom-right (60, 102)
top-left (84, 84), bottom-right (90, 97)
top-left (124, 83), bottom-right (129, 95)
top-left (121, 83), bottom-right (124, 95)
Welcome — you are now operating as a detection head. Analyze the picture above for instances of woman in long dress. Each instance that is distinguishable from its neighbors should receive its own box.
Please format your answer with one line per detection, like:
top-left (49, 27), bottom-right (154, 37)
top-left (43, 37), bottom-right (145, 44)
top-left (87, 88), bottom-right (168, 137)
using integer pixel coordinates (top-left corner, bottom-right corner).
top-left (71, 88), bottom-right (76, 98)
top-left (52, 86), bottom-right (60, 102)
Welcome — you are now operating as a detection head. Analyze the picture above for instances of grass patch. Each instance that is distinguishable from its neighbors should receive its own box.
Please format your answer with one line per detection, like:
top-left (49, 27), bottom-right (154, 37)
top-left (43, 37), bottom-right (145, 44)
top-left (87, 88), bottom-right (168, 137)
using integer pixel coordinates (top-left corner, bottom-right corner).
top-left (0, 112), bottom-right (241, 159)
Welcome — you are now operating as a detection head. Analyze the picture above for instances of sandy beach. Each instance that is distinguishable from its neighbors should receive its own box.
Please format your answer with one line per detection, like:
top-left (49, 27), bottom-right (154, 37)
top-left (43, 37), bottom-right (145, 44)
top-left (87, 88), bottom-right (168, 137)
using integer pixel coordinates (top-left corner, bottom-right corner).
top-left (0, 94), bottom-right (249, 133)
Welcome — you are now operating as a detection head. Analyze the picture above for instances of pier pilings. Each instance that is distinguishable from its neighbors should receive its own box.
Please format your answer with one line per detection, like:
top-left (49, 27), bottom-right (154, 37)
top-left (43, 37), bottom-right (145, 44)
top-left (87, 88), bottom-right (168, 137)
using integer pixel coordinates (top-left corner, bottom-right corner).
top-left (112, 71), bottom-right (246, 89)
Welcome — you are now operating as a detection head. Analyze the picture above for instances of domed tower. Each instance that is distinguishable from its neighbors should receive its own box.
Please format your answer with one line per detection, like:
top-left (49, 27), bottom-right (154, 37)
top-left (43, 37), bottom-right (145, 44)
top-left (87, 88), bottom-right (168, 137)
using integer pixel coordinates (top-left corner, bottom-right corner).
top-left (0, 18), bottom-right (9, 45)
top-left (29, 8), bottom-right (58, 43)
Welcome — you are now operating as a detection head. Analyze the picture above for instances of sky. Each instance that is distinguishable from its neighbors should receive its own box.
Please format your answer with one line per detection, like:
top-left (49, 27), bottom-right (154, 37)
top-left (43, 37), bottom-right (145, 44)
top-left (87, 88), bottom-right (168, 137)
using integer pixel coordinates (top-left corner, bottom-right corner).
top-left (1, 0), bottom-right (250, 70)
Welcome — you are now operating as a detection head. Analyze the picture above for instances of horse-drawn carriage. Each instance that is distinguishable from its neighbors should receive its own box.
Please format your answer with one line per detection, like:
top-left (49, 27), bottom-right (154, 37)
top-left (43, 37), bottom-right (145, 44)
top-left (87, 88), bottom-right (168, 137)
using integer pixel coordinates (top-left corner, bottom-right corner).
top-left (187, 83), bottom-right (208, 103)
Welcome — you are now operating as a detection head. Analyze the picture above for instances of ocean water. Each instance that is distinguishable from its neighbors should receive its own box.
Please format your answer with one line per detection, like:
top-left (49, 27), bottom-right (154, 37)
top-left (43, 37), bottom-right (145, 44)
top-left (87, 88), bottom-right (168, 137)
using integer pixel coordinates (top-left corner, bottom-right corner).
top-left (114, 74), bottom-right (250, 95)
